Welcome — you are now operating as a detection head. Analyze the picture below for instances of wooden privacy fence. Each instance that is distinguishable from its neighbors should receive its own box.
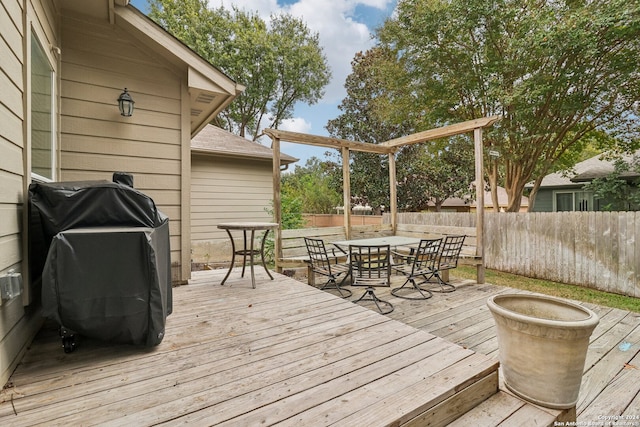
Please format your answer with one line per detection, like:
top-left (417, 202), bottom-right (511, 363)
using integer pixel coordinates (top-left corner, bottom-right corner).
top-left (385, 212), bottom-right (640, 297)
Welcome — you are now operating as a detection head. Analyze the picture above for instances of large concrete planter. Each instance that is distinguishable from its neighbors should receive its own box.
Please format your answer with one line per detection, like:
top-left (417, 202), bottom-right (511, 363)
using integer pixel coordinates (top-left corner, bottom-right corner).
top-left (487, 294), bottom-right (599, 409)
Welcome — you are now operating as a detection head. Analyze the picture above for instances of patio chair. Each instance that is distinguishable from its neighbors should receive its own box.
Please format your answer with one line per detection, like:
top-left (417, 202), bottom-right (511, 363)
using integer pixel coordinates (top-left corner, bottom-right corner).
top-left (391, 238), bottom-right (442, 300)
top-left (349, 244), bottom-right (393, 314)
top-left (424, 235), bottom-right (466, 293)
top-left (304, 237), bottom-right (352, 298)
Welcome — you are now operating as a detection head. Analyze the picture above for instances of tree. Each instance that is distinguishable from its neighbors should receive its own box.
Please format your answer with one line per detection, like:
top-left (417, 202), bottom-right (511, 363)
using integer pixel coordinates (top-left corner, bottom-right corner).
top-left (327, 48), bottom-right (475, 211)
top-left (149, 0), bottom-right (331, 139)
top-left (282, 157), bottom-right (342, 214)
top-left (327, 48), bottom-right (412, 210)
top-left (327, 48), bottom-right (411, 145)
top-left (397, 138), bottom-right (476, 211)
top-left (377, 0), bottom-right (640, 211)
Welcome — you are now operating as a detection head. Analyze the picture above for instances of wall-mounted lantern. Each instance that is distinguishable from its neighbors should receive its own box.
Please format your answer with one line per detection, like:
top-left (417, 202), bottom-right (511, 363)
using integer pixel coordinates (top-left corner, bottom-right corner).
top-left (117, 88), bottom-right (135, 117)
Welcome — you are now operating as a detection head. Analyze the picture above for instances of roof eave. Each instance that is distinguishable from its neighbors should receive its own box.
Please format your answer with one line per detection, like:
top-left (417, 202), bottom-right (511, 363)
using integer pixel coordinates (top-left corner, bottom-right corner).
top-left (112, 5), bottom-right (244, 133)
top-left (192, 148), bottom-right (298, 165)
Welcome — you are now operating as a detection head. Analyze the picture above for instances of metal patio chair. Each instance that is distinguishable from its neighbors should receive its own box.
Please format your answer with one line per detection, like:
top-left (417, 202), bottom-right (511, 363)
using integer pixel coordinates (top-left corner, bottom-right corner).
top-left (424, 235), bottom-right (466, 293)
top-left (304, 237), bottom-right (352, 298)
top-left (391, 238), bottom-right (442, 300)
top-left (349, 244), bottom-right (393, 314)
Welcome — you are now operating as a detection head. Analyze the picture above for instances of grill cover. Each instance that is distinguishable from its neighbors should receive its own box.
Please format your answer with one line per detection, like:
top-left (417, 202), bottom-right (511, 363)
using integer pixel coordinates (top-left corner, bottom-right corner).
top-left (29, 180), bottom-right (172, 346)
top-left (41, 226), bottom-right (171, 346)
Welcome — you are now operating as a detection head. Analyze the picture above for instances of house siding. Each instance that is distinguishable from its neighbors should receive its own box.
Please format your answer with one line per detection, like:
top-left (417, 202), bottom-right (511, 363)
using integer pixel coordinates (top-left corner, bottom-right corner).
top-left (191, 155), bottom-right (274, 265)
top-left (532, 186), bottom-right (609, 212)
top-left (59, 13), bottom-right (187, 281)
top-left (1, 0), bottom-right (239, 387)
top-left (530, 189), bottom-right (554, 212)
top-left (0, 0), bottom-right (58, 387)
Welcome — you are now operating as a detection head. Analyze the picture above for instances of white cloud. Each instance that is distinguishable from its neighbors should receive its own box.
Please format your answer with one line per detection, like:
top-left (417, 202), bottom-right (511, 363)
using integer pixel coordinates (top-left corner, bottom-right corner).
top-left (279, 117), bottom-right (313, 134)
top-left (209, 0), bottom-right (395, 104)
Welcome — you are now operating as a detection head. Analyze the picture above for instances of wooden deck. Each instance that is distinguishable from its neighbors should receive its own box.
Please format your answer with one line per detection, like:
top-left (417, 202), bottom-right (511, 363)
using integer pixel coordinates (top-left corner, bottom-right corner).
top-left (0, 268), bottom-right (637, 425)
top-left (343, 274), bottom-right (640, 425)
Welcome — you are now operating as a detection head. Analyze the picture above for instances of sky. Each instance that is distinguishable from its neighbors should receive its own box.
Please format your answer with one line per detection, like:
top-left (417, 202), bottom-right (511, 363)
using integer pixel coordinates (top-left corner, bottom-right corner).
top-left (129, 0), bottom-right (398, 166)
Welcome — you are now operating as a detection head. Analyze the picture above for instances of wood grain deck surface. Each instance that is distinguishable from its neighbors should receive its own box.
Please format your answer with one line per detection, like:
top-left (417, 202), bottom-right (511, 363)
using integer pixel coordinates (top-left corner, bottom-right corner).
top-left (344, 274), bottom-right (640, 425)
top-left (1, 268), bottom-right (637, 426)
top-left (0, 269), bottom-right (498, 426)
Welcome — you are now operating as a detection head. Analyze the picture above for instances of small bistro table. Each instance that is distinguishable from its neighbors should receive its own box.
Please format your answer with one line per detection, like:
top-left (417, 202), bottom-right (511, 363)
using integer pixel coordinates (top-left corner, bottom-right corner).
top-left (217, 222), bottom-right (278, 289)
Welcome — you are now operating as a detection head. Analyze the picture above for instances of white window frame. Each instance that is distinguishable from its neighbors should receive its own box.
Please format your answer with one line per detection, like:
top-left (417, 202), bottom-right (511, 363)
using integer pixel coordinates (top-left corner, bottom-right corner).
top-left (553, 190), bottom-right (595, 212)
top-left (553, 191), bottom-right (575, 212)
top-left (29, 27), bottom-right (57, 183)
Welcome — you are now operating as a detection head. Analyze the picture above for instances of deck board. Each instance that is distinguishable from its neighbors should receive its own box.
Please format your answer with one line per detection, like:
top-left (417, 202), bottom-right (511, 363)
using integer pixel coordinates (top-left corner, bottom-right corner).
top-left (0, 269), bottom-right (500, 426)
top-left (1, 267), bottom-right (638, 425)
top-left (343, 274), bottom-right (640, 424)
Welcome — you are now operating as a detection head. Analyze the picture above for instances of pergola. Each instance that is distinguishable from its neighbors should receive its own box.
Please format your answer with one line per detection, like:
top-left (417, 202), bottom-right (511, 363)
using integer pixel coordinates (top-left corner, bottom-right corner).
top-left (264, 116), bottom-right (500, 283)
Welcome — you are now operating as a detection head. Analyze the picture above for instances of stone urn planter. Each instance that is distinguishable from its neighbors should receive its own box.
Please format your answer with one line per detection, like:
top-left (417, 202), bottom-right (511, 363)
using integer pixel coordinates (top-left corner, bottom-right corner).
top-left (487, 294), bottom-right (599, 409)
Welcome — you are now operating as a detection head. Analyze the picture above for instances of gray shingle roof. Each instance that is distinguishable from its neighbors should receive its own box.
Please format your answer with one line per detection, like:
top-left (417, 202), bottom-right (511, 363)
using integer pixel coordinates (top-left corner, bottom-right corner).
top-left (532, 150), bottom-right (640, 188)
top-left (191, 124), bottom-right (298, 164)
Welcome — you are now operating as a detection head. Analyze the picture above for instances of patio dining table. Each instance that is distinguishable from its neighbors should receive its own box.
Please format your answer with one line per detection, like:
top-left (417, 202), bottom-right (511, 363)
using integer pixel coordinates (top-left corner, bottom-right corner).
top-left (330, 235), bottom-right (422, 261)
top-left (331, 235), bottom-right (421, 253)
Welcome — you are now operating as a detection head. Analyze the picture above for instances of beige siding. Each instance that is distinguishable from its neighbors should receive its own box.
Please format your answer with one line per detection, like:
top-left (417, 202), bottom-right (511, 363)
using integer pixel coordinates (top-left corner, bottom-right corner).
top-left (0, 0), bottom-right (57, 388)
top-left (191, 155), bottom-right (274, 264)
top-left (59, 14), bottom-right (186, 280)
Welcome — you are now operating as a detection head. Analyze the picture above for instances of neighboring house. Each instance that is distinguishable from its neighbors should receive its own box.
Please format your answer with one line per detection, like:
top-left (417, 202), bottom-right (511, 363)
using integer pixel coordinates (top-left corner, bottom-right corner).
top-left (528, 151), bottom-right (640, 212)
top-left (190, 125), bottom-right (297, 267)
top-left (0, 0), bottom-right (243, 386)
top-left (426, 184), bottom-right (529, 212)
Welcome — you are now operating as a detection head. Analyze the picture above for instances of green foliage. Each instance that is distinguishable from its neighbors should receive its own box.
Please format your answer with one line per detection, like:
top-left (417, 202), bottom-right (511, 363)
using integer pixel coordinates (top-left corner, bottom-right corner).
top-left (348, 152), bottom-right (390, 211)
top-left (376, 0), bottom-right (640, 211)
top-left (583, 155), bottom-right (640, 211)
top-left (279, 193), bottom-right (306, 230)
top-left (327, 47), bottom-right (475, 211)
top-left (397, 137), bottom-right (476, 211)
top-left (326, 48), bottom-right (412, 211)
top-left (262, 193), bottom-right (305, 263)
top-left (327, 48), bottom-right (412, 144)
top-left (148, 0), bottom-right (331, 139)
top-left (282, 157), bottom-right (342, 214)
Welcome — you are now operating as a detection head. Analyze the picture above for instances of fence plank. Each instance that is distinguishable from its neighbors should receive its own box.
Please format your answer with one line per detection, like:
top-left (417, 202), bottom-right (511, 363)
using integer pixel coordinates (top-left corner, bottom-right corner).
top-left (391, 211), bottom-right (639, 297)
top-left (635, 212), bottom-right (640, 298)
top-left (619, 213), bottom-right (635, 296)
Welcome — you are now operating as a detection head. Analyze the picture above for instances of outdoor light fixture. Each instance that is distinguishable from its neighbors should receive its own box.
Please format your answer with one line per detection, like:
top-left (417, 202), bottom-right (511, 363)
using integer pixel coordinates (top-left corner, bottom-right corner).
top-left (117, 88), bottom-right (134, 117)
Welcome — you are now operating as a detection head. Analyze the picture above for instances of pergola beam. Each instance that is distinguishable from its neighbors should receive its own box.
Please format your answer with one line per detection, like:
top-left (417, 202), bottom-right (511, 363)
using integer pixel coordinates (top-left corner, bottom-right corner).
top-left (268, 116), bottom-right (501, 283)
top-left (264, 128), bottom-right (395, 155)
top-left (380, 116), bottom-right (501, 148)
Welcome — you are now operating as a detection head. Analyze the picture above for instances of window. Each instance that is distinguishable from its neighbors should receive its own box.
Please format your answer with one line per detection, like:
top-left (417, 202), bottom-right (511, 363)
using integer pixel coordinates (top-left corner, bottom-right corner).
top-left (555, 192), bottom-right (574, 212)
top-left (31, 31), bottom-right (55, 181)
top-left (554, 190), bottom-right (595, 211)
top-left (575, 191), bottom-right (593, 211)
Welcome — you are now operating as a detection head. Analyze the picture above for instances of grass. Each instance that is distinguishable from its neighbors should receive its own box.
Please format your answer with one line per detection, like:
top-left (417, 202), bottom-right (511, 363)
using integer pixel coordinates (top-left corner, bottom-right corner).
top-left (454, 265), bottom-right (640, 313)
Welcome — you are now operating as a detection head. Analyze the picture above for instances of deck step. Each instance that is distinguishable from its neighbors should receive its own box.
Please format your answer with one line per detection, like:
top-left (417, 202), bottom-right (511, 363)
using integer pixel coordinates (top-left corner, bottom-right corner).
top-left (448, 389), bottom-right (576, 426)
top-left (399, 363), bottom-right (499, 426)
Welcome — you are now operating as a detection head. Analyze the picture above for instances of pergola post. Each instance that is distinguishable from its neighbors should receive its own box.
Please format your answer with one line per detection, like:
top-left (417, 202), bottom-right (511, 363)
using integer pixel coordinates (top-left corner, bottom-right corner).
top-left (272, 137), bottom-right (283, 273)
top-left (474, 128), bottom-right (485, 284)
top-left (265, 116), bottom-right (499, 283)
top-left (342, 147), bottom-right (352, 239)
top-left (388, 152), bottom-right (397, 233)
